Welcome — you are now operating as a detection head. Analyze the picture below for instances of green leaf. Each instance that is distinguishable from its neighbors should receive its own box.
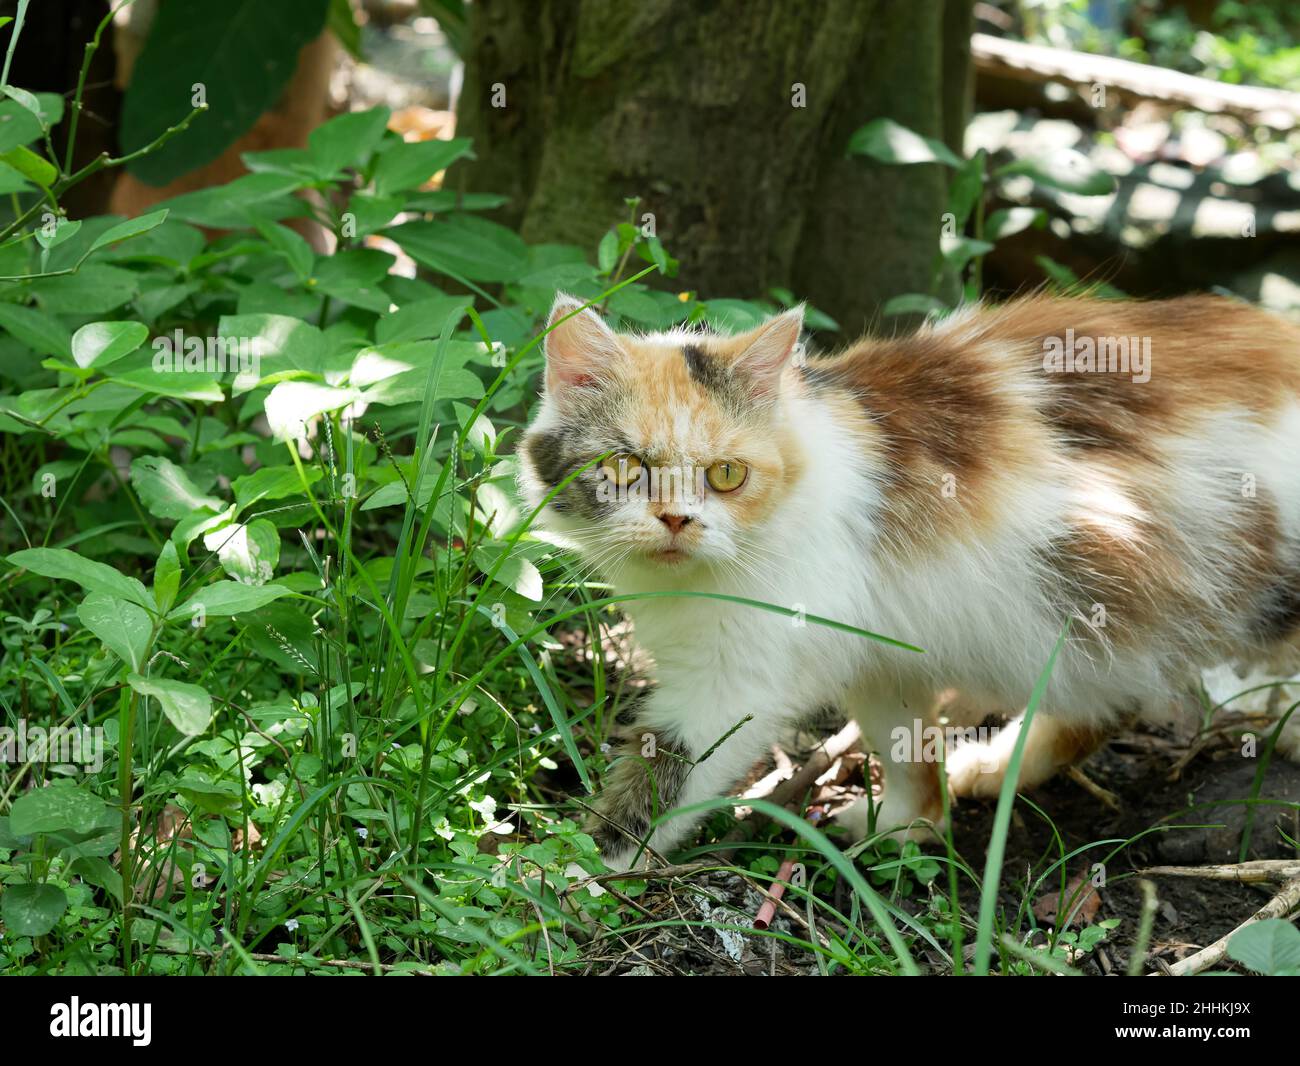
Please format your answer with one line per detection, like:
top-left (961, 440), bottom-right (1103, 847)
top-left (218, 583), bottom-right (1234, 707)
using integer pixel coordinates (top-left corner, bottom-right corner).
top-left (89, 209), bottom-right (170, 253)
top-left (0, 144), bottom-right (55, 187)
top-left (597, 230), bottom-right (619, 274)
top-left (130, 455), bottom-right (225, 520)
top-left (373, 295), bottom-right (472, 345)
top-left (232, 465), bottom-right (321, 510)
top-left (846, 118), bottom-right (964, 168)
top-left (372, 137), bottom-right (472, 197)
top-left (127, 674), bottom-right (214, 736)
top-left (327, 0), bottom-right (364, 60)
top-left (219, 313), bottom-right (324, 394)
top-left (120, 0), bottom-right (331, 185)
top-left (263, 381), bottom-right (360, 440)
top-left (986, 206), bottom-right (1044, 241)
top-left (883, 293), bottom-right (950, 318)
top-left (10, 784), bottom-right (108, 836)
top-left (6, 547), bottom-right (152, 609)
top-left (27, 264), bottom-right (140, 314)
top-left (993, 150), bottom-right (1116, 196)
top-left (386, 215), bottom-right (529, 283)
top-left (2, 882), bottom-right (68, 936)
top-left (308, 106), bottom-right (389, 176)
top-left (203, 519), bottom-right (281, 584)
top-left (169, 580), bottom-right (291, 621)
top-left (250, 217), bottom-right (314, 281)
top-left (153, 540), bottom-right (181, 613)
top-left (0, 302), bottom-right (72, 357)
top-left (77, 592), bottom-right (152, 671)
top-left (70, 320), bottom-right (149, 370)
top-left (34, 217), bottom-right (81, 252)
top-left (1227, 919), bottom-right (1300, 976)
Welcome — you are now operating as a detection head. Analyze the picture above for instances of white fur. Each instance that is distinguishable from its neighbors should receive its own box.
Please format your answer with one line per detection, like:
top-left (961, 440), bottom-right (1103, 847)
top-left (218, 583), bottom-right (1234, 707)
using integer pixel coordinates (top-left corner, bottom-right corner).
top-left (521, 315), bottom-right (1300, 864)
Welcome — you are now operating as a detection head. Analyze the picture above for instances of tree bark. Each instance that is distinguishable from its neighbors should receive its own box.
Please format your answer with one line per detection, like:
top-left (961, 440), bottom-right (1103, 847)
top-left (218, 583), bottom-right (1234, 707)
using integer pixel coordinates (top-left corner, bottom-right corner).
top-left (456, 0), bottom-right (974, 337)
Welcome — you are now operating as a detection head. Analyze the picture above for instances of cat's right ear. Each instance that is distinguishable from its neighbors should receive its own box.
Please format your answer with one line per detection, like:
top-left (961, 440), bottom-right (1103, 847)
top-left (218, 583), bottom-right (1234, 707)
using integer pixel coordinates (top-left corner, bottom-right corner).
top-left (543, 294), bottom-right (623, 404)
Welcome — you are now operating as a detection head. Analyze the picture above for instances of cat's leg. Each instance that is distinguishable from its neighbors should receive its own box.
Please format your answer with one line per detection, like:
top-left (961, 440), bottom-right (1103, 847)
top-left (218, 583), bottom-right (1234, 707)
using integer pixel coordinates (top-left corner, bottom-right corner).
top-left (838, 680), bottom-right (945, 843)
top-left (588, 690), bottom-right (787, 870)
top-left (946, 711), bottom-right (1108, 800)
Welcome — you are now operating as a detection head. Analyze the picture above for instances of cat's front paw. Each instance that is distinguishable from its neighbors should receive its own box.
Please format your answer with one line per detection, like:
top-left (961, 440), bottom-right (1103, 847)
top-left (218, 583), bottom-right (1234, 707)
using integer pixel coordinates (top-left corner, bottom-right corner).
top-left (945, 738), bottom-right (1006, 799)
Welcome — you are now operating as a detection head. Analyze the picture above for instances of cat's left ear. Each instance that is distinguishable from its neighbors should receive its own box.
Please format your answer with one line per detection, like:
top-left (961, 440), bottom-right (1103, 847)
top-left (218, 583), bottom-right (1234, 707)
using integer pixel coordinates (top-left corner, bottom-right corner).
top-left (729, 305), bottom-right (805, 400)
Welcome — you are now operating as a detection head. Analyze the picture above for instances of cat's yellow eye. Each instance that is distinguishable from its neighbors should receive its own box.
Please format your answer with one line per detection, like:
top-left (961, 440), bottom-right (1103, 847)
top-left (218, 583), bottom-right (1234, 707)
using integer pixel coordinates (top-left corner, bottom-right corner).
top-left (600, 453), bottom-right (644, 487)
top-left (706, 460), bottom-right (748, 492)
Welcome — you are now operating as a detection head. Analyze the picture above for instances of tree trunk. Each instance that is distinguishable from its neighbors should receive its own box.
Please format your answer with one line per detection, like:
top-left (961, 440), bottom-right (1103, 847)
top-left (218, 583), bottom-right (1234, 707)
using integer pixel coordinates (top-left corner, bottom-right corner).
top-left (455, 0), bottom-right (973, 337)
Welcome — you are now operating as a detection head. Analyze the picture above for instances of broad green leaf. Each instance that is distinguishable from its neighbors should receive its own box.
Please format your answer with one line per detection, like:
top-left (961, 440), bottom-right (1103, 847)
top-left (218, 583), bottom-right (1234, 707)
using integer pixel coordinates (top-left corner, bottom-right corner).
top-left (203, 519), bottom-right (280, 585)
top-left (0, 302), bottom-right (72, 358)
top-left (127, 674), bottom-right (214, 736)
top-left (169, 580), bottom-right (291, 621)
top-left (264, 381), bottom-right (359, 440)
top-left (27, 264), bottom-right (140, 314)
top-left (1227, 919), bottom-right (1300, 976)
top-left (130, 455), bottom-right (224, 520)
top-left (232, 465), bottom-right (321, 510)
top-left (70, 321), bottom-right (149, 370)
top-left (386, 215), bottom-right (528, 283)
top-left (372, 137), bottom-right (472, 197)
top-left (10, 783), bottom-right (108, 836)
top-left (120, 0), bottom-right (331, 185)
top-left (77, 592), bottom-right (152, 671)
top-left (219, 313), bottom-right (324, 394)
top-left (308, 106), bottom-right (390, 176)
top-left (6, 547), bottom-right (152, 609)
top-left (88, 209), bottom-right (170, 253)
top-left (847, 118), bottom-right (964, 168)
top-left (374, 295), bottom-right (472, 345)
top-left (251, 217), bottom-right (314, 280)
top-left (2, 882), bottom-right (68, 936)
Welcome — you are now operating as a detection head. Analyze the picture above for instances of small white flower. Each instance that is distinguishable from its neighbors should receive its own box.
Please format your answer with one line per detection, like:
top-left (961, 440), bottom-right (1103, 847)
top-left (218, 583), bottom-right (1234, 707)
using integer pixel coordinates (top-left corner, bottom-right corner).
top-left (356, 827), bottom-right (368, 840)
top-left (599, 742), bottom-right (612, 754)
top-left (285, 918), bottom-right (299, 932)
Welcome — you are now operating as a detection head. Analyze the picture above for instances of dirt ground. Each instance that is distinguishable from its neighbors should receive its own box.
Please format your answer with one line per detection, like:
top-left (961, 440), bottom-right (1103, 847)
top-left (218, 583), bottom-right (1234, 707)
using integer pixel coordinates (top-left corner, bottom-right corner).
top-left (580, 724), bottom-right (1300, 976)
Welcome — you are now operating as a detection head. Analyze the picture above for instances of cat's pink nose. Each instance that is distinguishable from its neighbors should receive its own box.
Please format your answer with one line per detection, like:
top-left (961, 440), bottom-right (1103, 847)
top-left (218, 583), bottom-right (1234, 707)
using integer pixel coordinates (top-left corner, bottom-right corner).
top-left (658, 513), bottom-right (691, 535)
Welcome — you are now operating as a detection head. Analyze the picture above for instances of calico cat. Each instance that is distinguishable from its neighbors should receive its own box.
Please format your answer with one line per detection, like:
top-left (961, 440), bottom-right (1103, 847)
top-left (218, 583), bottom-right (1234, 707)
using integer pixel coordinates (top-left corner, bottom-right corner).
top-left (518, 292), bottom-right (1300, 868)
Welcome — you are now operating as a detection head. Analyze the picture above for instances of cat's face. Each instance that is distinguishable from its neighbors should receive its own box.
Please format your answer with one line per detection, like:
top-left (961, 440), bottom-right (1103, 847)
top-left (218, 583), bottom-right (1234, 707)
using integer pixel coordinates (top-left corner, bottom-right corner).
top-left (518, 295), bottom-right (806, 576)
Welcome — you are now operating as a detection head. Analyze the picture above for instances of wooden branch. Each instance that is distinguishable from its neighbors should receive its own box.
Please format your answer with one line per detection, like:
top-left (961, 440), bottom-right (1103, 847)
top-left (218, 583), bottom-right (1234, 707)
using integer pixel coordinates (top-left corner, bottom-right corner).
top-left (1138, 860), bottom-right (1300, 884)
top-left (972, 32), bottom-right (1300, 129)
top-left (1151, 875), bottom-right (1300, 976)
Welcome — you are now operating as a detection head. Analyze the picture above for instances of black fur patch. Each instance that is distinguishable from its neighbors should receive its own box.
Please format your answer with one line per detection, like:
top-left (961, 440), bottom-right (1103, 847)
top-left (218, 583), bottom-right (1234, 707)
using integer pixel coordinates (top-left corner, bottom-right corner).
top-left (682, 343), bottom-right (733, 395)
top-left (523, 428), bottom-right (572, 489)
top-left (1256, 576), bottom-right (1300, 641)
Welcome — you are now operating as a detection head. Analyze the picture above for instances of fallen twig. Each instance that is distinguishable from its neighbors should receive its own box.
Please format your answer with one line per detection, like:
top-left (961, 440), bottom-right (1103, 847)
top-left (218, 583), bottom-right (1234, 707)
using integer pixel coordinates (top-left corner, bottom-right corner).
top-left (1152, 875), bottom-right (1300, 976)
top-left (1138, 860), bottom-right (1300, 884)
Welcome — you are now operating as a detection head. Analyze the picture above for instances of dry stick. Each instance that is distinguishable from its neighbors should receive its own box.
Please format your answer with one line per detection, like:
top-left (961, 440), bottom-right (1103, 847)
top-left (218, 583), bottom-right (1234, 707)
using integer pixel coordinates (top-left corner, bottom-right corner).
top-left (1138, 860), bottom-right (1300, 884)
top-left (1065, 765), bottom-right (1120, 811)
top-left (1152, 875), bottom-right (1300, 977)
top-left (715, 721), bottom-right (862, 862)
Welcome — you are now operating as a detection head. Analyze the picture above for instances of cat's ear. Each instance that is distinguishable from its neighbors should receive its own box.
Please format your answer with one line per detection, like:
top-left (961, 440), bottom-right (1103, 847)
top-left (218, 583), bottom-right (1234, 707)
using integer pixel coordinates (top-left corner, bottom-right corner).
top-left (730, 305), bottom-right (804, 400)
top-left (543, 293), bottom-right (623, 403)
